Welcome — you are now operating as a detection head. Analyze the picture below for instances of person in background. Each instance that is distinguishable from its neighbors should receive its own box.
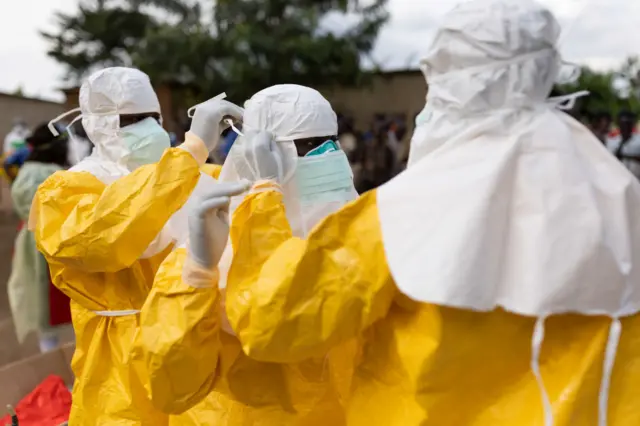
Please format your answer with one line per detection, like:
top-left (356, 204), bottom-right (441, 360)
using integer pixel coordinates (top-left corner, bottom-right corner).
top-left (588, 111), bottom-right (613, 143)
top-left (3, 118), bottom-right (31, 156)
top-left (357, 119), bottom-right (396, 192)
top-left (218, 1), bottom-right (640, 424)
top-left (3, 144), bottom-right (32, 182)
top-left (8, 123), bottom-right (72, 353)
top-left (607, 110), bottom-right (640, 179)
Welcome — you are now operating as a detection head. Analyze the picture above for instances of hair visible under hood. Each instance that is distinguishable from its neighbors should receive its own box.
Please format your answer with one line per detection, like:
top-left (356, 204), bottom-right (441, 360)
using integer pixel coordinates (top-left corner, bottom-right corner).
top-left (25, 123), bottom-right (68, 167)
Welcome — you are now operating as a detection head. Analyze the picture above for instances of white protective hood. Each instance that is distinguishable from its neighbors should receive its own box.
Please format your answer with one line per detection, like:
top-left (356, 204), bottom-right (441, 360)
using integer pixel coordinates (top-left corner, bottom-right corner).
top-left (379, 0), bottom-right (640, 318)
top-left (65, 67), bottom-right (162, 183)
top-left (377, 2), bottom-right (640, 423)
top-left (217, 84), bottom-right (358, 288)
top-left (54, 67), bottom-right (218, 256)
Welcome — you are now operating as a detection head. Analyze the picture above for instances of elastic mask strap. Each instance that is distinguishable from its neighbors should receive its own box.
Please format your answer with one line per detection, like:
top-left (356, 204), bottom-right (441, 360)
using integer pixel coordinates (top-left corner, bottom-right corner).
top-left (188, 92), bottom-right (227, 118)
top-left (225, 118), bottom-right (244, 136)
top-left (547, 90), bottom-right (590, 111)
top-left (48, 107), bottom-right (81, 136)
top-left (531, 316), bottom-right (554, 426)
top-left (599, 318), bottom-right (621, 426)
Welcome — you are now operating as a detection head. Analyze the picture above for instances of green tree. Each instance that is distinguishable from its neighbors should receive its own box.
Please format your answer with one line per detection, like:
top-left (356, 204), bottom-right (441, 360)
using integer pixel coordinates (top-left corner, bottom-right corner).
top-left (43, 0), bottom-right (388, 102)
top-left (211, 0), bottom-right (388, 100)
top-left (556, 58), bottom-right (640, 120)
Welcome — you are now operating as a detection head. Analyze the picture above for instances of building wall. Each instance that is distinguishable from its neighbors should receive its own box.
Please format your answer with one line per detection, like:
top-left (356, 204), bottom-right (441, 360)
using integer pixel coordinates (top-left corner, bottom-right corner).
top-left (321, 70), bottom-right (427, 131)
top-left (0, 93), bottom-right (65, 149)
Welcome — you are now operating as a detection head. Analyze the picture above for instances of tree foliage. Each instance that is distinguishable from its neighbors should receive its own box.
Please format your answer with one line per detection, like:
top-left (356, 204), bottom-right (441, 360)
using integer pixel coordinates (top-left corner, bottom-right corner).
top-left (556, 57), bottom-right (640, 119)
top-left (42, 0), bottom-right (388, 102)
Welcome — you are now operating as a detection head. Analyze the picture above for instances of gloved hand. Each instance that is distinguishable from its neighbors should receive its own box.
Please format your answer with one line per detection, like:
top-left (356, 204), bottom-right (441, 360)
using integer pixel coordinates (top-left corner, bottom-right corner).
top-left (232, 130), bottom-right (283, 182)
top-left (189, 99), bottom-right (244, 152)
top-left (187, 181), bottom-right (250, 272)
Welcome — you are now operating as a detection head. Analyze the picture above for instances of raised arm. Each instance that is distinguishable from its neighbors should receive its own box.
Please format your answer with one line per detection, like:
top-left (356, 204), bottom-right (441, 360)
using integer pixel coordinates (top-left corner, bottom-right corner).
top-left (226, 187), bottom-right (396, 363)
top-left (32, 144), bottom-right (205, 273)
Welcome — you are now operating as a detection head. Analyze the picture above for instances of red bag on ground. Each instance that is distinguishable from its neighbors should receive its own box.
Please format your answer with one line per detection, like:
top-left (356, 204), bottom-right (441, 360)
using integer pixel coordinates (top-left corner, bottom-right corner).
top-left (0, 375), bottom-right (71, 426)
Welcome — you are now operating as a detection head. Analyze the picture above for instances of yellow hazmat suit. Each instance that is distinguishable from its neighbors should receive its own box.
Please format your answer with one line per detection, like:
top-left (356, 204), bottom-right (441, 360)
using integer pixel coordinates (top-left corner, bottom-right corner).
top-left (32, 67), bottom-right (215, 425)
top-left (133, 247), bottom-right (356, 425)
top-left (222, 1), bottom-right (640, 425)
top-left (132, 85), bottom-right (359, 425)
top-left (33, 148), bottom-right (204, 424)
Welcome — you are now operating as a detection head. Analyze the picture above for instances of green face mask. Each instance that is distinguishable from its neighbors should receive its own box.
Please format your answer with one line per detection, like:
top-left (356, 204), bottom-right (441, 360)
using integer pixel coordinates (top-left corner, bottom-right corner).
top-left (295, 147), bottom-right (354, 205)
top-left (120, 117), bottom-right (171, 170)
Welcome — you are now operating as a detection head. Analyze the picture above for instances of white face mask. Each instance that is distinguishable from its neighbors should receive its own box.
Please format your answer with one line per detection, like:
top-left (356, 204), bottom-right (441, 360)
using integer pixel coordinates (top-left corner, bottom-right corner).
top-left (120, 117), bottom-right (170, 170)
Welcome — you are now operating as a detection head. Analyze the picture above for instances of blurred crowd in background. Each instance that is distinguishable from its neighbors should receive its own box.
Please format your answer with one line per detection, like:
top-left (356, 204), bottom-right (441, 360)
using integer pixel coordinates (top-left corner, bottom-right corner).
top-left (3, 107), bottom-right (640, 193)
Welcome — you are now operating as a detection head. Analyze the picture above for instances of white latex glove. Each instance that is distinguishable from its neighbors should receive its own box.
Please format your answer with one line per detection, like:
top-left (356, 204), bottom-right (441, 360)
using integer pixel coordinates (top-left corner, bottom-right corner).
top-left (187, 181), bottom-right (250, 271)
top-left (233, 130), bottom-right (283, 182)
top-left (190, 99), bottom-right (244, 152)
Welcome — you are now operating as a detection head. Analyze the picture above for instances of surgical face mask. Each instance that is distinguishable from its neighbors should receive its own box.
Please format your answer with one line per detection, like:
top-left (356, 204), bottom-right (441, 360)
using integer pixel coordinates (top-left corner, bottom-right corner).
top-left (294, 148), bottom-right (354, 205)
top-left (120, 117), bottom-right (170, 170)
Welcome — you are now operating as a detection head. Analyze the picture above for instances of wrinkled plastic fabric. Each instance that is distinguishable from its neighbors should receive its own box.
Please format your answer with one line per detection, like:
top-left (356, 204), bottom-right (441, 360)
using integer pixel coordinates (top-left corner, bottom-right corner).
top-left (0, 376), bottom-right (71, 426)
top-left (133, 246), bottom-right (355, 425)
top-left (8, 163), bottom-right (63, 343)
top-left (32, 148), bottom-right (202, 425)
top-left (378, 0), bottom-right (640, 318)
top-left (243, 84), bottom-right (338, 142)
top-left (224, 189), bottom-right (640, 425)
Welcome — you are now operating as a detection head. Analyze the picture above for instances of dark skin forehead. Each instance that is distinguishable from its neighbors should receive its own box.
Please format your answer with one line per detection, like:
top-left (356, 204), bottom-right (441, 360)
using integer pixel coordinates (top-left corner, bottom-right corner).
top-left (294, 135), bottom-right (337, 157)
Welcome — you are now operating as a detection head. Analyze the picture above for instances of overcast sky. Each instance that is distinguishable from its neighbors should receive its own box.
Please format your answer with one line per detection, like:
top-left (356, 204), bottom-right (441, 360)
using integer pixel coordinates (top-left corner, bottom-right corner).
top-left (1, 0), bottom-right (638, 102)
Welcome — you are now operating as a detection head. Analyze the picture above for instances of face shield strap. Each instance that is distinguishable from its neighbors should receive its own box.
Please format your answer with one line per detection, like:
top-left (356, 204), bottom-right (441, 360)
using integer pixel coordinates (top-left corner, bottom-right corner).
top-left (547, 90), bottom-right (590, 111)
top-left (423, 48), bottom-right (556, 85)
top-left (188, 92), bottom-right (227, 118)
top-left (48, 107), bottom-right (81, 136)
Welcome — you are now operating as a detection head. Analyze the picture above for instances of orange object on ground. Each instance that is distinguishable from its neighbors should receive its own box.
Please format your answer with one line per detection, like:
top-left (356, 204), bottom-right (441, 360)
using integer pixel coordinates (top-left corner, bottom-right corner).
top-left (0, 375), bottom-right (71, 426)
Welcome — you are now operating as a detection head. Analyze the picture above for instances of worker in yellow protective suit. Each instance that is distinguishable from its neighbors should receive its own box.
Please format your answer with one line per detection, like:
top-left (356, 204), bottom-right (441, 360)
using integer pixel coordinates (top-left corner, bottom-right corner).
top-left (220, 1), bottom-right (640, 425)
top-left (132, 85), bottom-right (360, 425)
top-left (31, 67), bottom-right (246, 425)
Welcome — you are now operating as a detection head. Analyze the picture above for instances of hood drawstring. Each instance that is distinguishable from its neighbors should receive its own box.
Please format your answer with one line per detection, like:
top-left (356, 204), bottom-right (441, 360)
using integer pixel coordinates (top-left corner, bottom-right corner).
top-left (531, 315), bottom-right (623, 426)
top-left (531, 316), bottom-right (554, 426)
top-left (599, 318), bottom-right (622, 426)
